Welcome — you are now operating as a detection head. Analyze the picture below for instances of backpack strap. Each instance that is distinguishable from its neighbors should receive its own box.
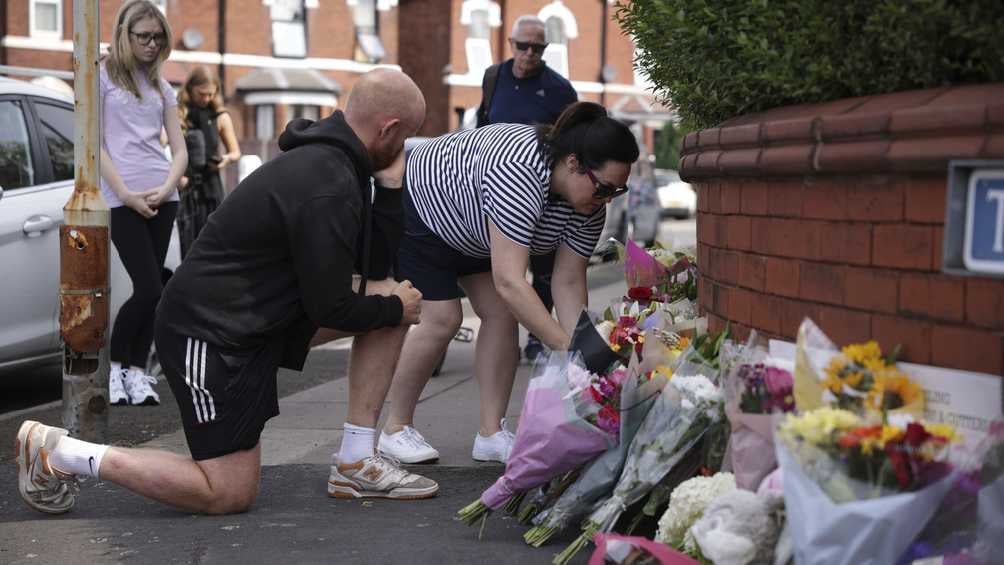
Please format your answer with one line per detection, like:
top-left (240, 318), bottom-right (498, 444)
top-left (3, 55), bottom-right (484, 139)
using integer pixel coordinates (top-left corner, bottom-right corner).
top-left (475, 63), bottom-right (501, 128)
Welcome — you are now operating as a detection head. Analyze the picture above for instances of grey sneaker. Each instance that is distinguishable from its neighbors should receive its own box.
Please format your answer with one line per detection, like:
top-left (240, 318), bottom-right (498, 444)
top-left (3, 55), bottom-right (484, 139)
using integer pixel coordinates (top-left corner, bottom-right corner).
top-left (328, 455), bottom-right (438, 500)
top-left (15, 420), bottom-right (79, 514)
top-left (109, 368), bottom-right (129, 406)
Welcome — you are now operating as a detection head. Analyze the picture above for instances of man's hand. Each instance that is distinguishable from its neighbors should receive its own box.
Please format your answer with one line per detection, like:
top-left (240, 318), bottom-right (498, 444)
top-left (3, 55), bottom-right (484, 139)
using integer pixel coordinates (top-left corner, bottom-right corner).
top-left (373, 149), bottom-right (405, 189)
top-left (393, 280), bottom-right (422, 325)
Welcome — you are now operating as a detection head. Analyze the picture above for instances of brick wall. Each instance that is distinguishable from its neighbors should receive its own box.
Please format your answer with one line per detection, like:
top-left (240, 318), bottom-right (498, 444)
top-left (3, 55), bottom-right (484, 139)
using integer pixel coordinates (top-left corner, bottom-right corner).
top-left (684, 85), bottom-right (1004, 376)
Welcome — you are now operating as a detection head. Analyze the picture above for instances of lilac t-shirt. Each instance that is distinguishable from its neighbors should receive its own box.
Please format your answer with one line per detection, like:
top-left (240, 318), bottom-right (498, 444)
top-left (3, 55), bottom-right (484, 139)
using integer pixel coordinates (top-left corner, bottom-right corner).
top-left (99, 63), bottom-right (178, 208)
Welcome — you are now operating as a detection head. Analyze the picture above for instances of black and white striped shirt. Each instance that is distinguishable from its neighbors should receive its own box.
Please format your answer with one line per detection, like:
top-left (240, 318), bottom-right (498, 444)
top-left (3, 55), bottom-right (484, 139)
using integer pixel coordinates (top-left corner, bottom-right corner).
top-left (406, 123), bottom-right (605, 259)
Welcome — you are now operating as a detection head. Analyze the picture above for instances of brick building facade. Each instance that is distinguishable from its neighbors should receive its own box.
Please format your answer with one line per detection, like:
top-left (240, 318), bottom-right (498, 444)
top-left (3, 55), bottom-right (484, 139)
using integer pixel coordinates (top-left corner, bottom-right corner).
top-left (1, 0), bottom-right (667, 154)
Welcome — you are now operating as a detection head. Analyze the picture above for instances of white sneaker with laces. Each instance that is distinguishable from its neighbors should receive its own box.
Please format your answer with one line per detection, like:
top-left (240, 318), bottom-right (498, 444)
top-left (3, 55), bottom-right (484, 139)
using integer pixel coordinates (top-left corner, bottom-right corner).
top-left (378, 426), bottom-right (440, 464)
top-left (472, 418), bottom-right (515, 463)
top-left (327, 454), bottom-right (439, 499)
top-left (15, 420), bottom-right (79, 514)
top-left (109, 368), bottom-right (129, 406)
top-left (122, 369), bottom-right (160, 406)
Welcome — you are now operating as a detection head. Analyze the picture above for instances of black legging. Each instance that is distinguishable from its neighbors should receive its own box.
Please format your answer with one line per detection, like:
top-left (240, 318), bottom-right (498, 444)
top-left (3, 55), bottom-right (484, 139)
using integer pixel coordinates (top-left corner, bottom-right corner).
top-left (110, 202), bottom-right (178, 368)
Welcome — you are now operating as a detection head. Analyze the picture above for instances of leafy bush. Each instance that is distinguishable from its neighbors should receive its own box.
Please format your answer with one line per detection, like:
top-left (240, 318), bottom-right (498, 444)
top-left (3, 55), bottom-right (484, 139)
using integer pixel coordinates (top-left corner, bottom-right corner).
top-left (654, 120), bottom-right (692, 170)
top-left (616, 0), bottom-right (1004, 129)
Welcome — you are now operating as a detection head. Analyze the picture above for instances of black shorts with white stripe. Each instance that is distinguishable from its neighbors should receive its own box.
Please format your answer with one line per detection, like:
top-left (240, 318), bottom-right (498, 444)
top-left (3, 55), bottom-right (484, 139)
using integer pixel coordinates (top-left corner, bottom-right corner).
top-left (154, 325), bottom-right (282, 461)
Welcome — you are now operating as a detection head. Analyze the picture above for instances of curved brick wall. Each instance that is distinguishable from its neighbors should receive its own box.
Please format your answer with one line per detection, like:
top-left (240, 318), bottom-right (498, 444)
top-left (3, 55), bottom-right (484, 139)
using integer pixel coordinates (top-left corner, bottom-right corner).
top-left (680, 84), bottom-right (1004, 375)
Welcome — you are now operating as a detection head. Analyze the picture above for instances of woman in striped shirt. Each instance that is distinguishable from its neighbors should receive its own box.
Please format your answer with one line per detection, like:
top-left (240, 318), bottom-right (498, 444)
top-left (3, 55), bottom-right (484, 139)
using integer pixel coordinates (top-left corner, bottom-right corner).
top-left (379, 102), bottom-right (640, 464)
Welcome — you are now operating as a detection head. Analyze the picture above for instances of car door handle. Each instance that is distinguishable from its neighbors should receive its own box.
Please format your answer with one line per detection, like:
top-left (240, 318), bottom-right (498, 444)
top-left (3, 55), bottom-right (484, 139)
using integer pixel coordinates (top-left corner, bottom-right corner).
top-left (23, 215), bottom-right (55, 237)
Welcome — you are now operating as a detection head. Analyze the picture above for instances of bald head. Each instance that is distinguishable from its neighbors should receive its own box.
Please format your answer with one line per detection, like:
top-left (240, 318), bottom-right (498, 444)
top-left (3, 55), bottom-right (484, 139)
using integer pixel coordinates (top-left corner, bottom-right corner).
top-left (345, 69), bottom-right (426, 136)
top-left (344, 69), bottom-right (426, 170)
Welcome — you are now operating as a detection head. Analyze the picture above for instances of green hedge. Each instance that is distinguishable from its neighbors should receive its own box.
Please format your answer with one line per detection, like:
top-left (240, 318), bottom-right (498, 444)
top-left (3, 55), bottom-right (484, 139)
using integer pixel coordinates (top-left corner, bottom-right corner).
top-left (615, 0), bottom-right (1004, 129)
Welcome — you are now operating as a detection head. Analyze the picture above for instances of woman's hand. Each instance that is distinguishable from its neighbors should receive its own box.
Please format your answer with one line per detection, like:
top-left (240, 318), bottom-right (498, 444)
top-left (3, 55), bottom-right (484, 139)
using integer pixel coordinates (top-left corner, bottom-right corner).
top-left (121, 190), bottom-right (159, 219)
top-left (144, 184), bottom-right (175, 209)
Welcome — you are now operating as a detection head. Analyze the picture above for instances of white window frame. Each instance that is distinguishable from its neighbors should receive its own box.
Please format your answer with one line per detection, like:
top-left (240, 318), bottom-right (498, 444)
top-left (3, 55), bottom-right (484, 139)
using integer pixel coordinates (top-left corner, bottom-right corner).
top-left (151, 0), bottom-right (167, 14)
top-left (460, 0), bottom-right (501, 76)
top-left (270, 0), bottom-right (307, 59)
top-left (256, 104), bottom-right (275, 140)
top-left (538, 1), bottom-right (578, 79)
top-left (30, 0), bottom-right (63, 40)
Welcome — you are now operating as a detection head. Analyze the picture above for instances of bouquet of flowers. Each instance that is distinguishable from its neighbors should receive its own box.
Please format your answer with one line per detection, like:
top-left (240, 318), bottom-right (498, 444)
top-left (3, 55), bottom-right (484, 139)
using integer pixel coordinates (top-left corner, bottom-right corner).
top-left (623, 240), bottom-right (698, 304)
top-left (456, 353), bottom-right (620, 533)
top-left (524, 337), bottom-right (673, 547)
top-left (555, 366), bottom-right (724, 565)
top-left (794, 318), bottom-right (924, 421)
top-left (776, 407), bottom-right (957, 565)
top-left (723, 339), bottom-right (796, 490)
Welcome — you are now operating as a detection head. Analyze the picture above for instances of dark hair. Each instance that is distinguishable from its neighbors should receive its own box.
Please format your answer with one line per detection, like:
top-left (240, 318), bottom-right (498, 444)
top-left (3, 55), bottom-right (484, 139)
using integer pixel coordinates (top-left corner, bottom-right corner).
top-left (536, 102), bottom-right (640, 170)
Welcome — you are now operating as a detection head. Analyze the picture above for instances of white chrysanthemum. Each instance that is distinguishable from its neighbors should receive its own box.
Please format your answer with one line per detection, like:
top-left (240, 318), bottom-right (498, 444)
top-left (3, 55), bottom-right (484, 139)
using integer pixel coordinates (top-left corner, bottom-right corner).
top-left (657, 473), bottom-right (737, 550)
top-left (671, 374), bottom-right (723, 405)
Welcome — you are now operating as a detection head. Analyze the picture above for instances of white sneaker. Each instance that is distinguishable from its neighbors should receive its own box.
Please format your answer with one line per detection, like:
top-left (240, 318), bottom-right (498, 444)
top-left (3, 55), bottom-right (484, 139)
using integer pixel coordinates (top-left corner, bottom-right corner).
top-left (109, 368), bottom-right (129, 406)
top-left (122, 369), bottom-right (160, 406)
top-left (472, 418), bottom-right (515, 463)
top-left (328, 454), bottom-right (439, 500)
top-left (378, 426), bottom-right (440, 464)
top-left (15, 420), bottom-right (79, 514)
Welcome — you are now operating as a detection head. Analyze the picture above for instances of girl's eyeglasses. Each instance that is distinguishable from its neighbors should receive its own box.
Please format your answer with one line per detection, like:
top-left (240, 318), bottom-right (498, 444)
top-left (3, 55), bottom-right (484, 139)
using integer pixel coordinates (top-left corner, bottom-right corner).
top-left (584, 169), bottom-right (629, 199)
top-left (130, 31), bottom-right (166, 47)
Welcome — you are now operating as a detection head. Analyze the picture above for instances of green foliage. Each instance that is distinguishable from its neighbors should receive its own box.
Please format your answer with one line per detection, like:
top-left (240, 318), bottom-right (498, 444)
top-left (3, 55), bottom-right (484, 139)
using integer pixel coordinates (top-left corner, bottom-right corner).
top-left (616, 0), bottom-right (1004, 128)
top-left (654, 120), bottom-right (692, 170)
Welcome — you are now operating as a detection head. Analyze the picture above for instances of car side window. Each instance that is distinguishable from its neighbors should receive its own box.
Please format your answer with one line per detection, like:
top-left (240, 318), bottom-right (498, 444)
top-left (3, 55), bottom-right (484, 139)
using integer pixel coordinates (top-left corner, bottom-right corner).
top-left (35, 101), bottom-right (74, 182)
top-left (0, 100), bottom-right (35, 189)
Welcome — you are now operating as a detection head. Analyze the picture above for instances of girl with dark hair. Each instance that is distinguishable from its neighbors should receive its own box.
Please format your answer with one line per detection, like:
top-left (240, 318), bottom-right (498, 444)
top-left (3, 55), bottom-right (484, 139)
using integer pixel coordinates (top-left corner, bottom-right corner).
top-left (176, 65), bottom-right (241, 257)
top-left (380, 102), bottom-right (639, 464)
top-left (99, 0), bottom-right (187, 406)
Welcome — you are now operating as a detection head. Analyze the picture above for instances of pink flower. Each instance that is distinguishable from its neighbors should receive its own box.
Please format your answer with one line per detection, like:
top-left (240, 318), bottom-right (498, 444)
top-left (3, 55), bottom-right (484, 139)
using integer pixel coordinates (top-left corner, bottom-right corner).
top-left (764, 367), bottom-right (793, 397)
top-left (597, 404), bottom-right (620, 435)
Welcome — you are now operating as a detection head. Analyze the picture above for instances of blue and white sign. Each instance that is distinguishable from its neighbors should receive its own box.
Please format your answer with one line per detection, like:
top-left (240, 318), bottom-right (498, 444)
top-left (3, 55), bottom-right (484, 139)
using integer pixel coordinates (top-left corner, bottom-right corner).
top-left (963, 169), bottom-right (1004, 275)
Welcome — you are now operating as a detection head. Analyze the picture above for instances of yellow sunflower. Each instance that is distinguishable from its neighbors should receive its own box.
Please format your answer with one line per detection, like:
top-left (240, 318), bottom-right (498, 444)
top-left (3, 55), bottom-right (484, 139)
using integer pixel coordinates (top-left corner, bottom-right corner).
top-left (868, 372), bottom-right (923, 412)
top-left (842, 341), bottom-right (882, 366)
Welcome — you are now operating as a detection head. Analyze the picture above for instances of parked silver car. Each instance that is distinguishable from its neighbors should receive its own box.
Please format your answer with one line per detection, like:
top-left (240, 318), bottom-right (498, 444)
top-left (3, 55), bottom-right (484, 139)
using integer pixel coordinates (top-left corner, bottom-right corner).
top-left (0, 77), bottom-right (180, 371)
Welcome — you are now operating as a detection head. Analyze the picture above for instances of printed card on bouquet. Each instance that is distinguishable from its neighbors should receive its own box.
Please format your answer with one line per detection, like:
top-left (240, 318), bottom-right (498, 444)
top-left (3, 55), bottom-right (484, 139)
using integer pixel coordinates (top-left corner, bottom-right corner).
top-left (769, 339), bottom-right (1003, 445)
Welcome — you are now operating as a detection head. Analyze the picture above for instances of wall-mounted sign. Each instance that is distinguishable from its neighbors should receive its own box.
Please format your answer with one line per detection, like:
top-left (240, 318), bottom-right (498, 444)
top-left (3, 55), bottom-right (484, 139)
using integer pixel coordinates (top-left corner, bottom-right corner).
top-left (944, 160), bottom-right (1004, 279)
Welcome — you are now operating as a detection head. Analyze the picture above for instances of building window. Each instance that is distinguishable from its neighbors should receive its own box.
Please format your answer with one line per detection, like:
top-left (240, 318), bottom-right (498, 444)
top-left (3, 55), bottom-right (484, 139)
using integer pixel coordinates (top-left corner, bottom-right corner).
top-left (460, 0), bottom-right (501, 76)
top-left (538, 1), bottom-right (578, 79)
top-left (256, 105), bottom-right (275, 140)
top-left (271, 0), bottom-right (307, 58)
top-left (350, 0), bottom-right (384, 64)
top-left (291, 104), bottom-right (319, 122)
top-left (30, 0), bottom-right (62, 39)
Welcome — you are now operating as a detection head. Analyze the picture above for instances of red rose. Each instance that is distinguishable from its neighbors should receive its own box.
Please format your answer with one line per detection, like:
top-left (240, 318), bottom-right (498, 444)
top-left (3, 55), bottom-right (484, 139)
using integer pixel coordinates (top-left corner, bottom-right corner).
top-left (627, 286), bottom-right (653, 301)
top-left (904, 422), bottom-right (932, 448)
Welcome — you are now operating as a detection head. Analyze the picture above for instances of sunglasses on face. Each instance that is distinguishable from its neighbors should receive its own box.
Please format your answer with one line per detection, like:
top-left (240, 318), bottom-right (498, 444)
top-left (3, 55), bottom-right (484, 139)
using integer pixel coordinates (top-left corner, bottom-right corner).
top-left (511, 40), bottom-right (548, 55)
top-left (130, 31), bottom-right (166, 47)
top-left (585, 168), bottom-right (629, 199)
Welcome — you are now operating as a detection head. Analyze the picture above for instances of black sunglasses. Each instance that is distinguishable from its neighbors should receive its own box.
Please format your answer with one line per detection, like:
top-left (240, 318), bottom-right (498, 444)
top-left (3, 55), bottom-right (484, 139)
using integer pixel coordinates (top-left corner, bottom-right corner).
top-left (585, 169), bottom-right (629, 199)
top-left (130, 31), bottom-right (166, 47)
top-left (511, 40), bottom-right (548, 55)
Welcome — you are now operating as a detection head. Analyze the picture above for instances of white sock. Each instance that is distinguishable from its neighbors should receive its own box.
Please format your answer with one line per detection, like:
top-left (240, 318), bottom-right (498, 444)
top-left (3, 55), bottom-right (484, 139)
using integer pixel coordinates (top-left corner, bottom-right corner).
top-left (337, 423), bottom-right (375, 464)
top-left (129, 366), bottom-right (145, 376)
top-left (110, 361), bottom-right (122, 374)
top-left (49, 436), bottom-right (109, 478)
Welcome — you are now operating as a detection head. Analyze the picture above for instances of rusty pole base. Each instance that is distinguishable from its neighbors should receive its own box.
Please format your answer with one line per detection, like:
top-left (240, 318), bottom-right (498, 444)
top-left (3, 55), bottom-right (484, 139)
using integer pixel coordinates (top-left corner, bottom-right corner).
top-left (61, 346), bottom-right (108, 443)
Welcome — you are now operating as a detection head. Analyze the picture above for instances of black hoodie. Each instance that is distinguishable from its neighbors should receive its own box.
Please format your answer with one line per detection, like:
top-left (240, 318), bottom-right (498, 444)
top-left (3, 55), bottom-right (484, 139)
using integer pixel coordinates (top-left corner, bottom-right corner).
top-left (157, 111), bottom-right (404, 370)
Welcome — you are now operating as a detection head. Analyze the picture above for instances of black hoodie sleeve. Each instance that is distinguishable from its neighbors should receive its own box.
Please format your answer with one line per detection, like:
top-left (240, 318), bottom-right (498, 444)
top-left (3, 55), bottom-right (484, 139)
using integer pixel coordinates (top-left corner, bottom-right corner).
top-left (359, 184), bottom-right (404, 280)
top-left (290, 191), bottom-right (403, 333)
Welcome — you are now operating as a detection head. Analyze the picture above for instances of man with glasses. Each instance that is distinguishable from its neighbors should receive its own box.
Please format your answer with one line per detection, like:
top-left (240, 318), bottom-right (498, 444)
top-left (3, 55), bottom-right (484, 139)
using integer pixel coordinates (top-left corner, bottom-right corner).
top-left (474, 14), bottom-right (577, 363)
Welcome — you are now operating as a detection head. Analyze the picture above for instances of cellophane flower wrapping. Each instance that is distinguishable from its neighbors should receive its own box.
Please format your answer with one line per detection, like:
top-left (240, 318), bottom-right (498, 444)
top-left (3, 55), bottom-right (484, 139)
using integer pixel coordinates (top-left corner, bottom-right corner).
top-left (776, 408), bottom-right (957, 565)
top-left (722, 335), bottom-right (795, 490)
top-left (526, 338), bottom-right (671, 544)
top-left (478, 352), bottom-right (618, 510)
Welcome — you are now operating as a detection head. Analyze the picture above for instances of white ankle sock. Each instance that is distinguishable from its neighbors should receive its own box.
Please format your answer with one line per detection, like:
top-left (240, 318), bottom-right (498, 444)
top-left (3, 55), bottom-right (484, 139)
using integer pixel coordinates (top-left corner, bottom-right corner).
top-left (337, 423), bottom-right (375, 464)
top-left (50, 436), bottom-right (109, 478)
top-left (110, 361), bottom-right (122, 374)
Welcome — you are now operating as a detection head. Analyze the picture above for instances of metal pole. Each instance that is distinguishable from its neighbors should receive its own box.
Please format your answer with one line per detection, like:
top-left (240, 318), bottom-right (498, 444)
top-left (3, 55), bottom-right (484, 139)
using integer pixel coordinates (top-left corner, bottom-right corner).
top-left (62, 0), bottom-right (109, 442)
